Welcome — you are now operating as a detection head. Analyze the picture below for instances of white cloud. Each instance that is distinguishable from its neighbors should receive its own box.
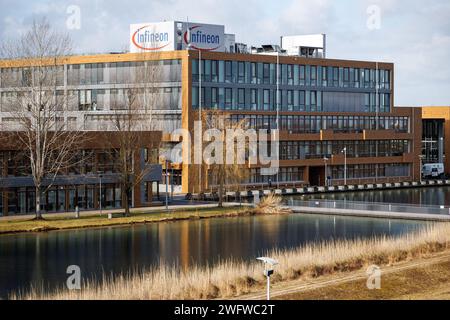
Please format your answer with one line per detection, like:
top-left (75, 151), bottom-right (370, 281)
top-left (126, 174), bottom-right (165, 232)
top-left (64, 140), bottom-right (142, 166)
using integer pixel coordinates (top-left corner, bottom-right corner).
top-left (0, 0), bottom-right (449, 105)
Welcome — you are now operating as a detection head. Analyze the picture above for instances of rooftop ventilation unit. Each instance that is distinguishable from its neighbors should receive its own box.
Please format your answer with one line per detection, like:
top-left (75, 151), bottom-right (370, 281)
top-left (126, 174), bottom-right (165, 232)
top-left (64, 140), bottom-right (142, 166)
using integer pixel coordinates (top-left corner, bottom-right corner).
top-left (281, 34), bottom-right (326, 58)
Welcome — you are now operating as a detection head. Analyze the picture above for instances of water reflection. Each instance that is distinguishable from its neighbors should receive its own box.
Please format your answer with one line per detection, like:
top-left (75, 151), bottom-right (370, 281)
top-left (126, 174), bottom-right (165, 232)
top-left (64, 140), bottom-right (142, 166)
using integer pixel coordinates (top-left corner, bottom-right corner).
top-left (0, 213), bottom-right (430, 298)
top-left (289, 186), bottom-right (450, 206)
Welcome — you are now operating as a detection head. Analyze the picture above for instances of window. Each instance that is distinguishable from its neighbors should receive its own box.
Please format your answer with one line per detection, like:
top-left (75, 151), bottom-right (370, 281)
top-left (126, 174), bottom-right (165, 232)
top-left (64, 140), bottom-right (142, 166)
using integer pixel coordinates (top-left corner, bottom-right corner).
top-left (211, 87), bottom-right (218, 109)
top-left (251, 62), bottom-right (257, 84)
top-left (225, 88), bottom-right (232, 109)
top-left (204, 60), bottom-right (211, 82)
top-left (287, 64), bottom-right (294, 85)
top-left (333, 67), bottom-right (339, 87)
top-left (310, 66), bottom-right (316, 86)
top-left (287, 90), bottom-right (293, 111)
top-left (238, 88), bottom-right (245, 109)
top-left (322, 66), bottom-right (327, 86)
top-left (310, 91), bottom-right (317, 111)
top-left (299, 65), bottom-right (305, 85)
top-left (225, 61), bottom-right (232, 83)
top-left (343, 68), bottom-right (349, 87)
top-left (263, 63), bottom-right (270, 84)
top-left (299, 91), bottom-right (305, 111)
top-left (263, 89), bottom-right (270, 110)
top-left (238, 61), bottom-right (245, 83)
top-left (251, 89), bottom-right (257, 110)
top-left (211, 60), bottom-right (218, 82)
top-left (78, 89), bottom-right (97, 111)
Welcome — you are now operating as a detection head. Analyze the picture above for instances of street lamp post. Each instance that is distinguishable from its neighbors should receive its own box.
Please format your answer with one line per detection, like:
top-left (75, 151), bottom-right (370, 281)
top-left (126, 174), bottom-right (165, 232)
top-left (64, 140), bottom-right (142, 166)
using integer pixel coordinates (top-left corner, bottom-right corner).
top-left (323, 157), bottom-right (329, 186)
top-left (257, 257), bottom-right (279, 300)
top-left (341, 148), bottom-right (347, 185)
top-left (419, 155), bottom-right (424, 183)
top-left (187, 22), bottom-right (202, 195)
top-left (99, 173), bottom-right (103, 215)
top-left (165, 159), bottom-right (169, 211)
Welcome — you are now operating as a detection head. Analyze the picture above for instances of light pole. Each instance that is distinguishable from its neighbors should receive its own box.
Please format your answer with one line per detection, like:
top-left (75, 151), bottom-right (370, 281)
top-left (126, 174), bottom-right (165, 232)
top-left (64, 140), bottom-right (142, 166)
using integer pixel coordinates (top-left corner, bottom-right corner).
top-left (171, 165), bottom-right (174, 200)
top-left (276, 51), bottom-right (280, 190)
top-left (98, 172), bottom-right (103, 215)
top-left (341, 147), bottom-right (347, 185)
top-left (323, 157), bottom-right (329, 186)
top-left (419, 155), bottom-right (424, 182)
top-left (198, 48), bottom-right (202, 195)
top-left (165, 159), bottom-right (169, 211)
top-left (187, 22), bottom-right (202, 195)
top-left (257, 257), bottom-right (279, 300)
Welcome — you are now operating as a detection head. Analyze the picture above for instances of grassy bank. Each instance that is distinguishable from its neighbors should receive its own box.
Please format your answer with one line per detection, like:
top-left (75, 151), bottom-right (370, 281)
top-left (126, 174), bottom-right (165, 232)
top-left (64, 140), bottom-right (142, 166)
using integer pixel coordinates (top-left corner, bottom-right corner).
top-left (0, 206), bottom-right (255, 235)
top-left (0, 193), bottom-right (287, 235)
top-left (14, 222), bottom-right (450, 300)
top-left (277, 256), bottom-right (450, 300)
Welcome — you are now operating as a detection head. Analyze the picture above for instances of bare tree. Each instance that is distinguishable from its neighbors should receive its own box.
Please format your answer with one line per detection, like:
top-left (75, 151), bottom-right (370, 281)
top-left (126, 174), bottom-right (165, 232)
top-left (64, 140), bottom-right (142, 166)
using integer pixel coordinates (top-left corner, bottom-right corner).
top-left (201, 110), bottom-right (250, 207)
top-left (0, 18), bottom-right (85, 219)
top-left (106, 55), bottom-right (163, 216)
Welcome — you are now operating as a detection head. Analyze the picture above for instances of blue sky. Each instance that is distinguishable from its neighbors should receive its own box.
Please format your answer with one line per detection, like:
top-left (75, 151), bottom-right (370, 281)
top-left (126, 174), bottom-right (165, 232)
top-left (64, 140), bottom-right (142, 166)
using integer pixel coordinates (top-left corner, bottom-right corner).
top-left (1, 0), bottom-right (449, 106)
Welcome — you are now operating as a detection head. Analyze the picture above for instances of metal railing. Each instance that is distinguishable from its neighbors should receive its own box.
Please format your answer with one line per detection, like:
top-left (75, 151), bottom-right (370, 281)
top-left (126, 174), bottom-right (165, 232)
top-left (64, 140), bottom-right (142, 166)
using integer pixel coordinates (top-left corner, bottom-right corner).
top-left (287, 199), bottom-right (450, 216)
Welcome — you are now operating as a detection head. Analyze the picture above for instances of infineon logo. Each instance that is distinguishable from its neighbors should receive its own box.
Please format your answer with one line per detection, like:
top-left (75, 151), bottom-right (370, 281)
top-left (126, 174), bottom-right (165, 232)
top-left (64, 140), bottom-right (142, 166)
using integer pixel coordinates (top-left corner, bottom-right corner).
top-left (132, 25), bottom-right (171, 51)
top-left (184, 25), bottom-right (221, 51)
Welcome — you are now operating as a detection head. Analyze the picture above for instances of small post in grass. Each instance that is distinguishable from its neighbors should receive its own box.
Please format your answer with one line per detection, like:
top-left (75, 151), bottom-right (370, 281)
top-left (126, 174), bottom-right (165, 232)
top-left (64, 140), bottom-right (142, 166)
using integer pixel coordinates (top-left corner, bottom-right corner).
top-left (257, 257), bottom-right (279, 300)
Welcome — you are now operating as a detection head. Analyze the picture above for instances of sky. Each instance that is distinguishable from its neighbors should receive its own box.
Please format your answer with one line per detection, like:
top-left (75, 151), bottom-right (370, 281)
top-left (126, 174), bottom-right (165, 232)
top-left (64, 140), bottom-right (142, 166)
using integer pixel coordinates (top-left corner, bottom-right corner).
top-left (0, 0), bottom-right (449, 106)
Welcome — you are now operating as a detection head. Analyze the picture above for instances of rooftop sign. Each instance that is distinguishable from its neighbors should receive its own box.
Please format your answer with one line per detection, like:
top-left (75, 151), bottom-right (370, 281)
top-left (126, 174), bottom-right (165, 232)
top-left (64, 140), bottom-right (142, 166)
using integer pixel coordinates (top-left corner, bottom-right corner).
top-left (130, 21), bottom-right (225, 53)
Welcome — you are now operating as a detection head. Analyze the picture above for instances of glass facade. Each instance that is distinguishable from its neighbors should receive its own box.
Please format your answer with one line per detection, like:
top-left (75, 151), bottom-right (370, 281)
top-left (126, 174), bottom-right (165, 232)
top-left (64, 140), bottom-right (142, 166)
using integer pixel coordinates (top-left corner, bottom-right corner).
top-left (192, 59), bottom-right (391, 113)
top-left (230, 114), bottom-right (409, 133)
top-left (246, 167), bottom-right (304, 184)
top-left (279, 140), bottom-right (409, 160)
top-left (0, 59), bottom-right (182, 114)
top-left (0, 147), bottom-right (157, 215)
top-left (330, 163), bottom-right (410, 180)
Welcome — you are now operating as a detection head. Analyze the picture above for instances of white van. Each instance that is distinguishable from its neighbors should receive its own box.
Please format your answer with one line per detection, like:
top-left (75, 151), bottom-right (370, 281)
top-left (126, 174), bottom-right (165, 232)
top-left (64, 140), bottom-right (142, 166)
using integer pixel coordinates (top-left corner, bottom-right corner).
top-left (422, 163), bottom-right (444, 178)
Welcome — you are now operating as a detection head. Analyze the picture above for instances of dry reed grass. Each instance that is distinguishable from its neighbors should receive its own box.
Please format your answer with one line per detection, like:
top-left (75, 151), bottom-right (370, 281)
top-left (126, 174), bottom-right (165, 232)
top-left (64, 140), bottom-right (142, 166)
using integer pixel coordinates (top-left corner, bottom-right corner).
top-left (13, 222), bottom-right (450, 300)
top-left (254, 193), bottom-right (292, 215)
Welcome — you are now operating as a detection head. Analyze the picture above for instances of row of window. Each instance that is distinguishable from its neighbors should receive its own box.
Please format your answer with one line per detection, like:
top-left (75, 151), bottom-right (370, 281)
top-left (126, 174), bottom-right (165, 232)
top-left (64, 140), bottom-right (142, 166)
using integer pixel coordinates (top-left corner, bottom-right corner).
top-left (0, 66), bottom-right (64, 87)
top-left (0, 149), bottom-right (158, 177)
top-left (192, 59), bottom-right (391, 90)
top-left (192, 87), bottom-right (390, 113)
top-left (230, 114), bottom-right (410, 133)
top-left (0, 87), bottom-right (182, 112)
top-left (279, 140), bottom-right (410, 160)
top-left (330, 163), bottom-right (410, 180)
top-left (0, 60), bottom-right (182, 88)
top-left (0, 185), bottom-right (124, 215)
top-left (245, 167), bottom-right (305, 184)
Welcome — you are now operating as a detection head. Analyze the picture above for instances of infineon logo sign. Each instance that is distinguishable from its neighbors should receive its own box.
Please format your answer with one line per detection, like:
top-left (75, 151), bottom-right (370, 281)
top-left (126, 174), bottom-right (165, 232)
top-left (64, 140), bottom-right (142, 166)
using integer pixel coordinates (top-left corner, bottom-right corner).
top-left (183, 24), bottom-right (223, 51)
top-left (129, 21), bottom-right (225, 53)
top-left (129, 22), bottom-right (175, 53)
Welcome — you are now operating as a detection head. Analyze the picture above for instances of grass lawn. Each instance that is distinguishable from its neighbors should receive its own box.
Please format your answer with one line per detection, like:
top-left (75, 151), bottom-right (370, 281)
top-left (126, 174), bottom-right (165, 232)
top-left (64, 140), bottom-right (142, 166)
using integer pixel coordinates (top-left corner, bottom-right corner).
top-left (0, 206), bottom-right (251, 235)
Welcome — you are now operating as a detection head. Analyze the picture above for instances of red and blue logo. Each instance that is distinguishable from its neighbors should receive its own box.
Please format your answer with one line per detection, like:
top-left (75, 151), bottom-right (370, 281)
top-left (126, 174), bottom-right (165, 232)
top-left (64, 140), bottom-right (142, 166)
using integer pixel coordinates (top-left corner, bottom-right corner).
top-left (183, 25), bottom-right (221, 51)
top-left (132, 25), bottom-right (171, 51)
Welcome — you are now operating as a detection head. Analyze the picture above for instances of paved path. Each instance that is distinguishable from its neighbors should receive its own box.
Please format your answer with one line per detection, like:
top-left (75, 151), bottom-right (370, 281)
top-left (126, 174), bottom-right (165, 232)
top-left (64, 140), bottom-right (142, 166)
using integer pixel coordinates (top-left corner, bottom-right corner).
top-left (237, 251), bottom-right (450, 300)
top-left (0, 202), bottom-right (251, 221)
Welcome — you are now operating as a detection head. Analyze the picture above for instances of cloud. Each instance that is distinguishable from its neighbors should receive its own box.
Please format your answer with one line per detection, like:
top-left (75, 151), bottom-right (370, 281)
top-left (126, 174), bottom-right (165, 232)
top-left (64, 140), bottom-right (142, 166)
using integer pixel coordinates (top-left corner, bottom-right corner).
top-left (0, 0), bottom-right (449, 106)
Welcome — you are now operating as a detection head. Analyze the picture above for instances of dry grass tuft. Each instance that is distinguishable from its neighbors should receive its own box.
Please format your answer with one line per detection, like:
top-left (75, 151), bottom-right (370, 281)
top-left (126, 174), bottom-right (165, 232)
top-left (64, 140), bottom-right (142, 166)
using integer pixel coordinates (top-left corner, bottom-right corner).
top-left (13, 222), bottom-right (450, 300)
top-left (255, 193), bottom-right (292, 215)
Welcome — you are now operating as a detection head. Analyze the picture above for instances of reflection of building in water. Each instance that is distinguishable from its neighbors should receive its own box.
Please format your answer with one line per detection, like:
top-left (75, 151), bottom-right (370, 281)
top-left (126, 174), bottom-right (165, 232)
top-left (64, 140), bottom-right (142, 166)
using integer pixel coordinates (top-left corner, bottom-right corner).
top-left (180, 221), bottom-right (190, 271)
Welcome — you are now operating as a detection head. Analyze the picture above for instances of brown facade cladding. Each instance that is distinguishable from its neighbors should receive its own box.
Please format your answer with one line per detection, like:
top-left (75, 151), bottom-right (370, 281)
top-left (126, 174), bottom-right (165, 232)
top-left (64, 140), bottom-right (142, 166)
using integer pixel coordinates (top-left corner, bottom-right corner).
top-left (182, 51), bottom-right (421, 193)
